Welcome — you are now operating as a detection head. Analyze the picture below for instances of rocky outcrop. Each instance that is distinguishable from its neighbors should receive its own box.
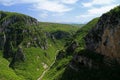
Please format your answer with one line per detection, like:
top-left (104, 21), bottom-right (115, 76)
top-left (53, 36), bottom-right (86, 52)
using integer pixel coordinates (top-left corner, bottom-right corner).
top-left (0, 11), bottom-right (38, 29)
top-left (85, 6), bottom-right (120, 59)
top-left (70, 54), bottom-right (92, 71)
top-left (52, 30), bottom-right (70, 40)
top-left (66, 41), bottom-right (79, 54)
top-left (0, 11), bottom-right (39, 67)
top-left (56, 50), bottom-right (66, 59)
top-left (0, 32), bottom-right (6, 50)
top-left (69, 50), bottom-right (104, 71)
top-left (9, 47), bottom-right (25, 68)
top-left (14, 47), bottom-right (25, 61)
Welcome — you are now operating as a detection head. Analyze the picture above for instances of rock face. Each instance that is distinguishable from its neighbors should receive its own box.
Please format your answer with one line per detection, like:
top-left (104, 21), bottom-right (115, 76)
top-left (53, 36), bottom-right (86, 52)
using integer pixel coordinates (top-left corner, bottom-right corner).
top-left (70, 54), bottom-right (92, 71)
top-left (9, 47), bottom-right (25, 67)
top-left (0, 32), bottom-right (6, 50)
top-left (0, 11), bottom-right (38, 29)
top-left (69, 50), bottom-right (104, 71)
top-left (0, 11), bottom-right (38, 51)
top-left (85, 6), bottom-right (120, 59)
top-left (56, 50), bottom-right (66, 59)
top-left (66, 41), bottom-right (79, 54)
top-left (52, 30), bottom-right (70, 40)
top-left (0, 11), bottom-right (38, 66)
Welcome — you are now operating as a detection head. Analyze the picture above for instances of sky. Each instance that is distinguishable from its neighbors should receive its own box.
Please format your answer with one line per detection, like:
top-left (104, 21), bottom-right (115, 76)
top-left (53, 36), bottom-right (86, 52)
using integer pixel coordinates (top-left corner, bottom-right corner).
top-left (0, 0), bottom-right (119, 23)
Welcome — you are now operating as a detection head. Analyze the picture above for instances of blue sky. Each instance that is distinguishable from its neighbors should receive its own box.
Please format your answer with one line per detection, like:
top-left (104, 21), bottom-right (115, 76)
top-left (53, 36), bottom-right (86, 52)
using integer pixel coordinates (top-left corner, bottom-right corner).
top-left (0, 0), bottom-right (119, 23)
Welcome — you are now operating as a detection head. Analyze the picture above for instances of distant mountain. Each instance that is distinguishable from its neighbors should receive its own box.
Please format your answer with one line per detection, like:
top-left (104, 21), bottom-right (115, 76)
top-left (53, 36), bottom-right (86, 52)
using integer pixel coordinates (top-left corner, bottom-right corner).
top-left (69, 24), bottom-right (85, 27)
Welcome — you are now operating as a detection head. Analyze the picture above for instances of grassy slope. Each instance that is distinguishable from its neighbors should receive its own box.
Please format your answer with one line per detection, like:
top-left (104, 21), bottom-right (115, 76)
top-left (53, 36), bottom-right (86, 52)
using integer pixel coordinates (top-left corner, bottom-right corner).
top-left (70, 24), bottom-right (85, 27)
top-left (13, 26), bottom-right (78, 80)
top-left (43, 18), bottom-right (99, 80)
top-left (0, 51), bottom-right (24, 80)
top-left (0, 25), bottom-right (78, 80)
top-left (14, 41), bottom-right (60, 80)
top-left (39, 22), bottom-right (80, 33)
top-left (0, 11), bottom-right (79, 80)
top-left (43, 6), bottom-right (120, 80)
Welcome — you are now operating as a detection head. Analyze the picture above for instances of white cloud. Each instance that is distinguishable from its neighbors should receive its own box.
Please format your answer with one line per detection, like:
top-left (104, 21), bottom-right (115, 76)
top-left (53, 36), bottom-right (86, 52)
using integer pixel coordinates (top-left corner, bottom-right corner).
top-left (1, 0), bottom-right (119, 23)
top-left (52, 13), bottom-right (64, 17)
top-left (60, 0), bottom-right (79, 4)
top-left (33, 0), bottom-right (72, 13)
top-left (75, 14), bottom-right (95, 23)
top-left (76, 14), bottom-right (94, 18)
top-left (76, 4), bottom-right (119, 23)
top-left (82, 0), bottom-right (115, 7)
top-left (0, 0), bottom-right (15, 6)
top-left (0, 0), bottom-right (73, 13)
top-left (0, 0), bottom-right (42, 5)
top-left (40, 12), bottom-right (48, 18)
top-left (88, 4), bottom-right (117, 15)
top-left (76, 0), bottom-right (119, 23)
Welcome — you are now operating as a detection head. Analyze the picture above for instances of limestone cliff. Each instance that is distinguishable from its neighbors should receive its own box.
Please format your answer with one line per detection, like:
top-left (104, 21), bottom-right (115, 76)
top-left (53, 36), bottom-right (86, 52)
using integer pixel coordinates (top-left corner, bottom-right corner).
top-left (85, 6), bottom-right (120, 59)
top-left (0, 11), bottom-right (39, 68)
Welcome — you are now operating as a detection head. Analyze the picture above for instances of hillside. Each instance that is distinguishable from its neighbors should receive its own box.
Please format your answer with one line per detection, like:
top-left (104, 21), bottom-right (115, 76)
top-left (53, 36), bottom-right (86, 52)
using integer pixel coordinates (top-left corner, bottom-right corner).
top-left (85, 6), bottom-right (120, 58)
top-left (69, 24), bottom-right (85, 27)
top-left (42, 18), bottom-right (99, 80)
top-left (0, 11), bottom-right (79, 80)
top-left (0, 5), bottom-right (120, 80)
top-left (43, 6), bottom-right (120, 80)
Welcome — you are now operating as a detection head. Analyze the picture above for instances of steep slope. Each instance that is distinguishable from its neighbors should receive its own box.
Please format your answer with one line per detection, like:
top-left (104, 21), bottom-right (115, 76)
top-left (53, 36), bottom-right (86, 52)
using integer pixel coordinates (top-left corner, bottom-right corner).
top-left (43, 18), bottom-right (99, 80)
top-left (0, 11), bottom-right (79, 80)
top-left (43, 5), bottom-right (120, 80)
top-left (85, 6), bottom-right (120, 59)
top-left (0, 51), bottom-right (23, 80)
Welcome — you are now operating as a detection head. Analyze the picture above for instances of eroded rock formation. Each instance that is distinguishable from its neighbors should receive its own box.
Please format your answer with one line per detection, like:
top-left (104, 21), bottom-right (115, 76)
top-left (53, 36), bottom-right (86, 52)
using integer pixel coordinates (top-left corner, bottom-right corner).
top-left (85, 6), bottom-right (120, 59)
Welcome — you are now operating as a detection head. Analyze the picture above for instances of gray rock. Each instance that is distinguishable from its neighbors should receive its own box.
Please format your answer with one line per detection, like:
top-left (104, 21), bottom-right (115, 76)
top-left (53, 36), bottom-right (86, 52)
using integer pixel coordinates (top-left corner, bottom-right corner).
top-left (84, 6), bottom-right (120, 59)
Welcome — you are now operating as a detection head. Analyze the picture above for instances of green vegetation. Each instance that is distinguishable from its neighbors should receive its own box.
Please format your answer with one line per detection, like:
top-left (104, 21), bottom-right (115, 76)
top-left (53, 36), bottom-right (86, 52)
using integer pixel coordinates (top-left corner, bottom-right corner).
top-left (74, 18), bottom-right (99, 47)
top-left (43, 6), bottom-right (120, 80)
top-left (1, 5), bottom-right (120, 80)
top-left (0, 51), bottom-right (23, 80)
top-left (39, 22), bottom-right (79, 33)
top-left (107, 5), bottom-right (120, 15)
top-left (0, 11), bottom-right (79, 80)
top-left (74, 18), bottom-right (99, 40)
top-left (70, 24), bottom-right (85, 27)
top-left (43, 56), bottom-right (73, 80)
top-left (43, 18), bottom-right (99, 80)
top-left (14, 47), bottom-right (57, 80)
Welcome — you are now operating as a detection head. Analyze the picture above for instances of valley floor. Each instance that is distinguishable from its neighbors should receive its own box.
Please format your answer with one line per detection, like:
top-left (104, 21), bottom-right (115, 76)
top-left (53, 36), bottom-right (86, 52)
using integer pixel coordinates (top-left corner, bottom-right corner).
top-left (37, 50), bottom-right (59, 80)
